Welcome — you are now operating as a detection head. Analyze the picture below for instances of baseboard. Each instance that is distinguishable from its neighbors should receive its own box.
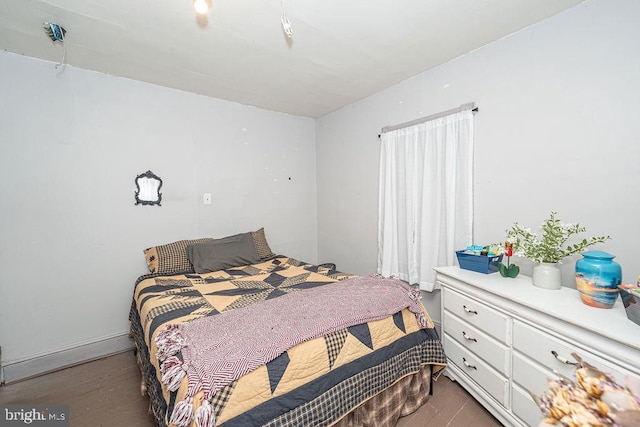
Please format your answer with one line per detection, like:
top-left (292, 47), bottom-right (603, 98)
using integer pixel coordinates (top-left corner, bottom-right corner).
top-left (1, 332), bottom-right (134, 384)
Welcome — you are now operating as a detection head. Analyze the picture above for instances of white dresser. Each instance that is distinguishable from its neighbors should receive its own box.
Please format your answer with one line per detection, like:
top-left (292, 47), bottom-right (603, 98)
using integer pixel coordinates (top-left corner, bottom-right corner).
top-left (435, 266), bottom-right (640, 427)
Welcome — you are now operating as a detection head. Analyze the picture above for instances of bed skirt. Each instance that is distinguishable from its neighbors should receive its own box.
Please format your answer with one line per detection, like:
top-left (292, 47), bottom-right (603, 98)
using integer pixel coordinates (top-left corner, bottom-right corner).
top-left (332, 364), bottom-right (433, 427)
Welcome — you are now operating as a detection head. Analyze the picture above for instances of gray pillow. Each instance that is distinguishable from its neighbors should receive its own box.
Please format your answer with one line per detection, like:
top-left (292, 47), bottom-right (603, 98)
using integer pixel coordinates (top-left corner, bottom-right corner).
top-left (187, 232), bottom-right (261, 274)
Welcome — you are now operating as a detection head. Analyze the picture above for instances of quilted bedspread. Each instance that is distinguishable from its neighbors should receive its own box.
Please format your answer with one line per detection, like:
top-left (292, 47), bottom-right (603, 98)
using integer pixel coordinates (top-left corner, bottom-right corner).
top-left (129, 257), bottom-right (446, 427)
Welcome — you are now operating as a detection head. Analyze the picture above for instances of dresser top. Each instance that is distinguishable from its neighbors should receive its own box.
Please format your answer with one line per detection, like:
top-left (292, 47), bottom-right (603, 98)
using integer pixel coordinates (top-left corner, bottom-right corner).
top-left (435, 266), bottom-right (640, 352)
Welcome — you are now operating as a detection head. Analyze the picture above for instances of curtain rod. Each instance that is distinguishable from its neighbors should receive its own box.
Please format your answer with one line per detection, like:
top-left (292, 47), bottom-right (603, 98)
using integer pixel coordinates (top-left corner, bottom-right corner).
top-left (378, 102), bottom-right (477, 138)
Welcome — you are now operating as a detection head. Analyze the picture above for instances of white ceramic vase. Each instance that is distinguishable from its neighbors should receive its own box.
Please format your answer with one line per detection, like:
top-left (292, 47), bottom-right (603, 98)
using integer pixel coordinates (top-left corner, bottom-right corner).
top-left (532, 262), bottom-right (562, 290)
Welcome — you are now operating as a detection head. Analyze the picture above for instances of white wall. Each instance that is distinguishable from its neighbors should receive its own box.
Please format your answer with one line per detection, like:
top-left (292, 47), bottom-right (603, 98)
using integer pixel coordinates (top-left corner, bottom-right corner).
top-left (0, 52), bottom-right (317, 370)
top-left (316, 0), bottom-right (640, 319)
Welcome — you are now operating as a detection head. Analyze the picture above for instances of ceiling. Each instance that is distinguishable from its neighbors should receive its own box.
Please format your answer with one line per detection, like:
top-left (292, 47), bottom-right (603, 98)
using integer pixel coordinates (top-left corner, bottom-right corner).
top-left (1, 0), bottom-right (585, 118)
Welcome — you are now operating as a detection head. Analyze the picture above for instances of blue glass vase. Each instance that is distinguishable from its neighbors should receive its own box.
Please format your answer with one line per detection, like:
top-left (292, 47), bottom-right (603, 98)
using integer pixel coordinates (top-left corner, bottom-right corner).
top-left (575, 251), bottom-right (622, 309)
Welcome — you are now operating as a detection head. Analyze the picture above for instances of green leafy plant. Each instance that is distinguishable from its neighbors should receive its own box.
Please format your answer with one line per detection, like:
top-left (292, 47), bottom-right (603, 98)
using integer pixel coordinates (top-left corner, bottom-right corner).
top-left (505, 212), bottom-right (610, 264)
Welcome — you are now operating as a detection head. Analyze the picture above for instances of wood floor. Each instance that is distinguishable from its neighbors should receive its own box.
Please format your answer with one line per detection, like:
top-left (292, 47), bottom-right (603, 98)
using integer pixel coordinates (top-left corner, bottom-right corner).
top-left (0, 351), bottom-right (501, 426)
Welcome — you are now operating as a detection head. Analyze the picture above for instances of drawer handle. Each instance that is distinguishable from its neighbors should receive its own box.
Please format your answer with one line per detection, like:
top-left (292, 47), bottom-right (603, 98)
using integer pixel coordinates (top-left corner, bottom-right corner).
top-left (551, 350), bottom-right (578, 366)
top-left (463, 305), bottom-right (478, 315)
top-left (462, 357), bottom-right (477, 370)
top-left (462, 331), bottom-right (477, 342)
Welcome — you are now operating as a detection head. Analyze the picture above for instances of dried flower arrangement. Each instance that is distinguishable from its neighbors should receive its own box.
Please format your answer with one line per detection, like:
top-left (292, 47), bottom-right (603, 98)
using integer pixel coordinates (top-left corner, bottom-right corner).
top-left (534, 353), bottom-right (640, 427)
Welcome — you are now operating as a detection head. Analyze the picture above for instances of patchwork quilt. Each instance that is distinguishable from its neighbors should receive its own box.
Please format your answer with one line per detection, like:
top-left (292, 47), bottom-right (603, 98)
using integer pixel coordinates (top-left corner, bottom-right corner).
top-left (129, 257), bottom-right (446, 427)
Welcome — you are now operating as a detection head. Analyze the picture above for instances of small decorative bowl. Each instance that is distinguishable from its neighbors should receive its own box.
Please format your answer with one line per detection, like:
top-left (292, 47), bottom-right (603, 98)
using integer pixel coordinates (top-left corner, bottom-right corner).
top-left (618, 284), bottom-right (640, 327)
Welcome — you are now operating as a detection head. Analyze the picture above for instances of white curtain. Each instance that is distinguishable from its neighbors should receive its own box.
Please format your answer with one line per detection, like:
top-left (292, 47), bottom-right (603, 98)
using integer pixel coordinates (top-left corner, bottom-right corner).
top-left (377, 107), bottom-right (474, 291)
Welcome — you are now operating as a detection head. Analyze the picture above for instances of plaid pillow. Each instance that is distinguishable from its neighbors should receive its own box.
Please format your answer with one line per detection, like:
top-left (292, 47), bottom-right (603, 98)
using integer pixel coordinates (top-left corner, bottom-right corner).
top-left (144, 238), bottom-right (213, 274)
top-left (251, 227), bottom-right (275, 259)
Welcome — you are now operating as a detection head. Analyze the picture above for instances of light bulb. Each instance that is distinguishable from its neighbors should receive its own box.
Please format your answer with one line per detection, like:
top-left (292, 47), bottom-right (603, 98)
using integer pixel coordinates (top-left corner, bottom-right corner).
top-left (194, 0), bottom-right (209, 15)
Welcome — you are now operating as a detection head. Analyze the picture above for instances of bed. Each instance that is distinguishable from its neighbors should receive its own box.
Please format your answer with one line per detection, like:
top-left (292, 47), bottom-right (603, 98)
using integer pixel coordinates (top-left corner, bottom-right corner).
top-left (129, 230), bottom-right (447, 427)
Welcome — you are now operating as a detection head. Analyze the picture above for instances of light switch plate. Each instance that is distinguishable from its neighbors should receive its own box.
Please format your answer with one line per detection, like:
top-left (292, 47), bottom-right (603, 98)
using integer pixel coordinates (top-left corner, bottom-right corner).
top-left (203, 193), bottom-right (212, 205)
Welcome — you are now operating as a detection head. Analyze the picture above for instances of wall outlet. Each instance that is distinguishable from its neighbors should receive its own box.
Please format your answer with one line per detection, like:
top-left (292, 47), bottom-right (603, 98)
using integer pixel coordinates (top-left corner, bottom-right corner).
top-left (203, 193), bottom-right (212, 205)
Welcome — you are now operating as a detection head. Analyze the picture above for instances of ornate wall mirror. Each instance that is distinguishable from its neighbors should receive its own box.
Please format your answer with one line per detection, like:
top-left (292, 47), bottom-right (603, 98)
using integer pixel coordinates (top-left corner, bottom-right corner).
top-left (135, 170), bottom-right (162, 206)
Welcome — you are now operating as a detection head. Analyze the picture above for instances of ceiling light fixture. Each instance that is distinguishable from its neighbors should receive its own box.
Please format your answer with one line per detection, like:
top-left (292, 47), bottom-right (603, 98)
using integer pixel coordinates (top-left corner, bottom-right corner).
top-left (194, 0), bottom-right (209, 15)
top-left (281, 0), bottom-right (293, 38)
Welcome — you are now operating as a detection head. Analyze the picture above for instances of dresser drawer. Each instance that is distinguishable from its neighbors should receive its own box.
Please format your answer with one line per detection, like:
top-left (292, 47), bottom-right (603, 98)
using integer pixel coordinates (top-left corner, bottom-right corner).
top-left (512, 320), bottom-right (634, 383)
top-left (512, 383), bottom-right (543, 427)
top-left (443, 288), bottom-right (509, 344)
top-left (444, 334), bottom-right (509, 407)
top-left (444, 311), bottom-right (509, 375)
top-left (512, 351), bottom-right (554, 398)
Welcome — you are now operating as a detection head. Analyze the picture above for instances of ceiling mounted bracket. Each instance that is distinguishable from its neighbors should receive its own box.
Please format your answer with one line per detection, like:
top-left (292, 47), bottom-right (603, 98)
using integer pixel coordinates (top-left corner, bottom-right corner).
top-left (43, 22), bottom-right (66, 42)
top-left (281, 0), bottom-right (293, 38)
top-left (43, 22), bottom-right (67, 68)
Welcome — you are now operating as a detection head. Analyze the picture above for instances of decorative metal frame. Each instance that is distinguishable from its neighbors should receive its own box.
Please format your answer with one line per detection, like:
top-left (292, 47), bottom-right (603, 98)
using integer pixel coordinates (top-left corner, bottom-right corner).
top-left (134, 170), bottom-right (163, 206)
